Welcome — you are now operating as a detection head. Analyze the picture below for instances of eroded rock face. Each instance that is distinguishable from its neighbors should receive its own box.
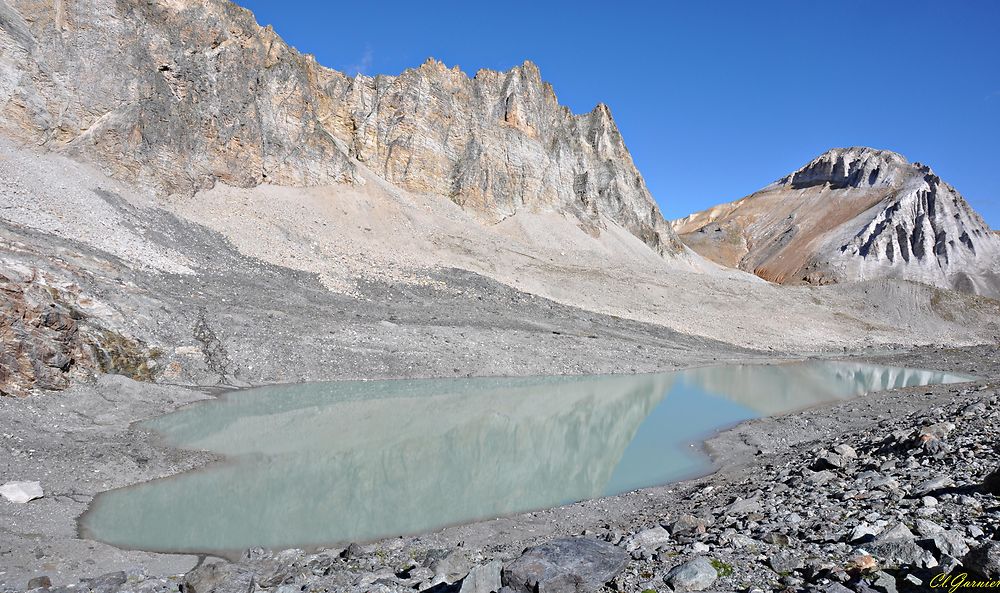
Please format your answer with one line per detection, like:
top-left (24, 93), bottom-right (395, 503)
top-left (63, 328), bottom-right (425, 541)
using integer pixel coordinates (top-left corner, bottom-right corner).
top-left (0, 0), bottom-right (356, 193)
top-left (323, 59), bottom-right (679, 253)
top-left (0, 0), bottom-right (680, 255)
top-left (672, 147), bottom-right (1000, 298)
top-left (0, 263), bottom-right (160, 397)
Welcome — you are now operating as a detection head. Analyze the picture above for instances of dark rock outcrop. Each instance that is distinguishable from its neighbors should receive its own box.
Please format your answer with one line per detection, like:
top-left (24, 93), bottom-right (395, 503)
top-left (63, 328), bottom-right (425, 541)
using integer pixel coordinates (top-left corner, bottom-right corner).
top-left (0, 264), bottom-right (160, 397)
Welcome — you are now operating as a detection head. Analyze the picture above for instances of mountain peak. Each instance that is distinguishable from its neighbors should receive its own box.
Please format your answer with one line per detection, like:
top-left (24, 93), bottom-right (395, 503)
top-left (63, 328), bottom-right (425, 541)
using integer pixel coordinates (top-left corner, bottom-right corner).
top-left (780, 146), bottom-right (911, 190)
top-left (675, 148), bottom-right (1000, 297)
top-left (0, 0), bottom-right (680, 256)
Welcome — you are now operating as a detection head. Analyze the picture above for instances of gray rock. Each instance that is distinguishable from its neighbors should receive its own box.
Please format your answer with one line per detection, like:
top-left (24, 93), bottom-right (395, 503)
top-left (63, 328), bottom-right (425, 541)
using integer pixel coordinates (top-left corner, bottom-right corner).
top-left (81, 571), bottom-right (127, 593)
top-left (813, 451), bottom-right (846, 470)
top-left (806, 470), bottom-right (837, 485)
top-left (501, 538), bottom-right (628, 593)
top-left (664, 556), bottom-right (718, 592)
top-left (902, 574), bottom-right (923, 587)
top-left (768, 549), bottom-right (803, 574)
top-left (460, 560), bottom-right (503, 593)
top-left (26, 577), bottom-right (51, 589)
top-left (833, 444), bottom-right (858, 459)
top-left (861, 540), bottom-right (937, 569)
top-left (913, 518), bottom-right (945, 538)
top-left (181, 563), bottom-right (254, 593)
top-left (724, 497), bottom-right (761, 515)
top-left (850, 524), bottom-right (880, 543)
top-left (763, 532), bottom-right (791, 546)
top-left (926, 532), bottom-right (970, 559)
top-left (0, 480), bottom-right (43, 503)
top-left (721, 533), bottom-right (760, 549)
top-left (964, 541), bottom-right (1000, 579)
top-left (913, 476), bottom-right (952, 496)
top-left (870, 571), bottom-right (898, 593)
top-left (429, 549), bottom-right (472, 584)
top-left (671, 514), bottom-right (708, 535)
top-left (624, 525), bottom-right (672, 551)
top-left (875, 523), bottom-right (916, 542)
top-left (918, 422), bottom-right (955, 440)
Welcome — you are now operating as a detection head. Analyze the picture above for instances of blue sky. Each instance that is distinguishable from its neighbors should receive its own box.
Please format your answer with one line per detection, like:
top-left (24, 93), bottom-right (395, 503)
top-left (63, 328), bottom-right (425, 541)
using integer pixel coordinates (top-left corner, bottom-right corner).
top-left (234, 0), bottom-right (999, 227)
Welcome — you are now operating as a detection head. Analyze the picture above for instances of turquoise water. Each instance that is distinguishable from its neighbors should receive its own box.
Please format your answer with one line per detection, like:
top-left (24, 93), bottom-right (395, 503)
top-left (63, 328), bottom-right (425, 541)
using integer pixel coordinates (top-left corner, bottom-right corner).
top-left (80, 361), bottom-right (972, 555)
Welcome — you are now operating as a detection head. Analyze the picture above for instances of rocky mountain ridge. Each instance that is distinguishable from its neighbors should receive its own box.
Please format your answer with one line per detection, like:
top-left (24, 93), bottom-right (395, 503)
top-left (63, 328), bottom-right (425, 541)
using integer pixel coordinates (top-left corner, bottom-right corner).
top-left (0, 0), bottom-right (679, 254)
top-left (672, 147), bottom-right (1000, 298)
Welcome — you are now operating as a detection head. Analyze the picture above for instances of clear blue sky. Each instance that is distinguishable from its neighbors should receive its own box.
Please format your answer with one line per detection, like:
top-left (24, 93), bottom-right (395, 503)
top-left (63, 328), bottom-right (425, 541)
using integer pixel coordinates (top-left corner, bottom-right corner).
top-left (234, 0), bottom-right (999, 228)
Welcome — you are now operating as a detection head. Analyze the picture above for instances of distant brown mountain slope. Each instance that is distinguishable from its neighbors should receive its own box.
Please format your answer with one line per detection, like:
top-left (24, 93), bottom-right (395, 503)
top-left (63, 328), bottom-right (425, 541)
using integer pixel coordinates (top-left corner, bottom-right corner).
top-left (672, 147), bottom-right (1000, 298)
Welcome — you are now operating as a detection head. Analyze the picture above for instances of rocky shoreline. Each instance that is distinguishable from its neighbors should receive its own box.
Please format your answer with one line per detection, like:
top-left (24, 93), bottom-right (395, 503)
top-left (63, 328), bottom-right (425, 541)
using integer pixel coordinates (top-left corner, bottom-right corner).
top-left (1, 345), bottom-right (997, 593)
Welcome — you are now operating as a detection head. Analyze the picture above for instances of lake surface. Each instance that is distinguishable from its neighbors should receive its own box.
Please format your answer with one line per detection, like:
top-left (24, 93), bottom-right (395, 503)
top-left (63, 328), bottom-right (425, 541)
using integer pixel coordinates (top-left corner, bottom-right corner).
top-left (80, 361), bottom-right (972, 555)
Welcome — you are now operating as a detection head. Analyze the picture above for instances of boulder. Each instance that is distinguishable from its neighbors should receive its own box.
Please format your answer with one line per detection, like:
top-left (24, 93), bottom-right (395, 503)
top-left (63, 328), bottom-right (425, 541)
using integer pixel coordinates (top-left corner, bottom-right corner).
top-left (501, 538), bottom-right (628, 593)
top-left (0, 481), bottom-right (43, 504)
top-left (964, 541), bottom-right (1000, 579)
top-left (624, 525), bottom-right (671, 552)
top-left (26, 576), bottom-right (51, 589)
top-left (805, 470), bottom-right (837, 485)
top-left (180, 563), bottom-right (254, 593)
top-left (80, 571), bottom-right (127, 593)
top-left (813, 451), bottom-right (846, 470)
top-left (663, 556), bottom-right (719, 592)
top-left (768, 549), bottom-right (803, 574)
top-left (460, 560), bottom-right (503, 593)
top-left (875, 523), bottom-right (915, 542)
top-left (982, 468), bottom-right (1000, 495)
top-left (912, 476), bottom-right (952, 496)
top-left (428, 549), bottom-right (472, 584)
top-left (870, 571), bottom-right (898, 593)
top-left (860, 540), bottom-right (936, 569)
top-left (833, 444), bottom-right (858, 459)
top-left (670, 514), bottom-right (708, 535)
top-left (724, 497), bottom-right (761, 516)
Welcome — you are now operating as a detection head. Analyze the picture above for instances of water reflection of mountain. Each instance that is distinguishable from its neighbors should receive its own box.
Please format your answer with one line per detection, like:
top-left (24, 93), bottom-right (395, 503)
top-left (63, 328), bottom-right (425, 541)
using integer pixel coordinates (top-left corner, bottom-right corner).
top-left (678, 362), bottom-right (970, 415)
top-left (81, 362), bottom-right (971, 555)
top-left (82, 374), bottom-right (673, 553)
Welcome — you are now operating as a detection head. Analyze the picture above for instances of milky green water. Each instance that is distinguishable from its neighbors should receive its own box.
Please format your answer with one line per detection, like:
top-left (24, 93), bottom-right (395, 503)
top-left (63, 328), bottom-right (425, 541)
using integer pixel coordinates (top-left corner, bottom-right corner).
top-left (80, 361), bottom-right (972, 555)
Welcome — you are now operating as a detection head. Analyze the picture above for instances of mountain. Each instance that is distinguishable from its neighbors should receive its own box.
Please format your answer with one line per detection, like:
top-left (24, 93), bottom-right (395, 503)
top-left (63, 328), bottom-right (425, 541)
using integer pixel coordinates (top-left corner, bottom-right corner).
top-left (0, 0), bottom-right (679, 254)
top-left (672, 147), bottom-right (1000, 298)
top-left (3, 1), bottom-right (1000, 400)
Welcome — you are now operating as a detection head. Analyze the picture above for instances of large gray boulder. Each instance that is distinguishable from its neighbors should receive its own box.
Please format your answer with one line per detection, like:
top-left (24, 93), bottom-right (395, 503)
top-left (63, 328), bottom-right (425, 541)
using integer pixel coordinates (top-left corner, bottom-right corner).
top-left (964, 541), bottom-right (1000, 579)
top-left (664, 556), bottom-right (719, 591)
top-left (459, 560), bottom-right (503, 593)
top-left (501, 538), bottom-right (628, 593)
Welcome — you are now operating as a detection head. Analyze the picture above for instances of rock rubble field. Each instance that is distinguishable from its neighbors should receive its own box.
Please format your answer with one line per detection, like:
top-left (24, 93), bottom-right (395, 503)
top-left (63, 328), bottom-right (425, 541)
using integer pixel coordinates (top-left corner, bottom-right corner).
top-left (3, 346), bottom-right (997, 593)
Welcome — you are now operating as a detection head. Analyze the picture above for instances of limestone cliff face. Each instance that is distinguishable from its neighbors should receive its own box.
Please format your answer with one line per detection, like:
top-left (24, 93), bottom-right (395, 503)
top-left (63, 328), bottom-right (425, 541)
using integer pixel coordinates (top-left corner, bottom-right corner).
top-left (0, 0), bottom-right (680, 254)
top-left (672, 148), bottom-right (1000, 298)
top-left (0, 0), bottom-right (356, 192)
top-left (322, 60), bottom-right (678, 252)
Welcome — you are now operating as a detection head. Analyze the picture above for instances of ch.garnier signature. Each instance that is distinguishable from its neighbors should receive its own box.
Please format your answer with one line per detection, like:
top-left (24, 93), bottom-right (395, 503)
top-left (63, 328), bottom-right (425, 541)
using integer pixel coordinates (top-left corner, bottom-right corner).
top-left (931, 572), bottom-right (1000, 592)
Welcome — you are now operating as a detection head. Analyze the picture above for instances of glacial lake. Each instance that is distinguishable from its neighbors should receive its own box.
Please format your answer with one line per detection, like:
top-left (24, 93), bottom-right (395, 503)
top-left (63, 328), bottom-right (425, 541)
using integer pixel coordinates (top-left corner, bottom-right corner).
top-left (80, 361), bottom-right (972, 555)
